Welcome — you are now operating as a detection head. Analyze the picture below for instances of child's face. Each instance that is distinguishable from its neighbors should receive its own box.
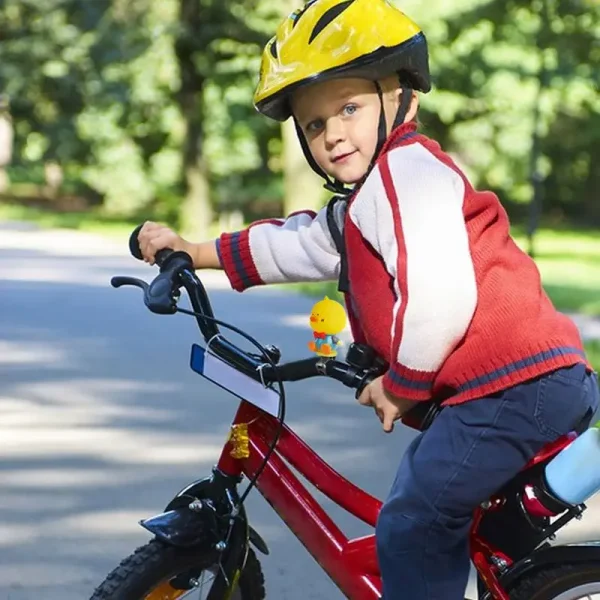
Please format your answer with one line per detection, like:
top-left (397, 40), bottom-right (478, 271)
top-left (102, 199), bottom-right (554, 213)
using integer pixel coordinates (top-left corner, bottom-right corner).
top-left (291, 77), bottom-right (413, 185)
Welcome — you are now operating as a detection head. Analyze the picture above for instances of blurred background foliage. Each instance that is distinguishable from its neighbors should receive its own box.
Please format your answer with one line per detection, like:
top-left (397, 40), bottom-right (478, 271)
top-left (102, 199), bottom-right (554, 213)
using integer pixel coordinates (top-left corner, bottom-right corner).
top-left (0, 0), bottom-right (598, 241)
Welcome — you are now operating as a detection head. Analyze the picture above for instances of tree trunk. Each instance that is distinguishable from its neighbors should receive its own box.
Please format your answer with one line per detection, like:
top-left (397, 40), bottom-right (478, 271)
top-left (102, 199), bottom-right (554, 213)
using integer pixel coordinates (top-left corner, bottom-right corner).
top-left (281, 118), bottom-right (325, 215)
top-left (279, 0), bottom-right (325, 215)
top-left (583, 158), bottom-right (600, 226)
top-left (0, 114), bottom-right (13, 194)
top-left (175, 0), bottom-right (212, 241)
top-left (44, 160), bottom-right (63, 199)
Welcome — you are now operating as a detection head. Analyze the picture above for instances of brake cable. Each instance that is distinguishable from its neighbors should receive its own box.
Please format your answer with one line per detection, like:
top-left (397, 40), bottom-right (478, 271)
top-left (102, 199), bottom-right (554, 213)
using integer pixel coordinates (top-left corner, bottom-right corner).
top-left (176, 306), bottom-right (287, 507)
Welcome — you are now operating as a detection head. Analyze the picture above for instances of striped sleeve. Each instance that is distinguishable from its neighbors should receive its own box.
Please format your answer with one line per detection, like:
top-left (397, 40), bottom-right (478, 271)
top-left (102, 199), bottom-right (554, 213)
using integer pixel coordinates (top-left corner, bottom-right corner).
top-left (216, 208), bottom-right (341, 292)
top-left (349, 144), bottom-right (478, 400)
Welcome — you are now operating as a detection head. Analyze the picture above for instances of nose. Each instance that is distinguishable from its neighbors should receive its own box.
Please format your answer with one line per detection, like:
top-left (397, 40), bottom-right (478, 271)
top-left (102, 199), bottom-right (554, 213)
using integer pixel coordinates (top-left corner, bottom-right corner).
top-left (324, 117), bottom-right (345, 147)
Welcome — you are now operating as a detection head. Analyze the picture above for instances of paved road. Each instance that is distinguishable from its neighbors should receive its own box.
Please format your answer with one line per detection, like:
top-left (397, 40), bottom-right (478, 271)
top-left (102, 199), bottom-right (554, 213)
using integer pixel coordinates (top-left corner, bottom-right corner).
top-left (1, 222), bottom-right (599, 600)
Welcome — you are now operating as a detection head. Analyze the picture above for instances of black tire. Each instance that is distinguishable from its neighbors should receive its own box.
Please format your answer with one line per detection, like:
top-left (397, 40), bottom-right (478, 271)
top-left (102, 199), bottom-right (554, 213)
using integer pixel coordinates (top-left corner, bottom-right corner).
top-left (510, 563), bottom-right (600, 600)
top-left (90, 540), bottom-right (265, 599)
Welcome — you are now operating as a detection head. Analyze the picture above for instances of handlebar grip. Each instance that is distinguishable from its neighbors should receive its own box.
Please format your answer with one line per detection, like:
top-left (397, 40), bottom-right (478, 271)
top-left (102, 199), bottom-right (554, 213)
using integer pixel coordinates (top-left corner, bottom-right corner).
top-left (402, 401), bottom-right (442, 431)
top-left (128, 224), bottom-right (174, 268)
top-left (129, 224), bottom-right (144, 260)
top-left (355, 372), bottom-right (375, 399)
top-left (155, 248), bottom-right (174, 268)
top-left (125, 224), bottom-right (196, 315)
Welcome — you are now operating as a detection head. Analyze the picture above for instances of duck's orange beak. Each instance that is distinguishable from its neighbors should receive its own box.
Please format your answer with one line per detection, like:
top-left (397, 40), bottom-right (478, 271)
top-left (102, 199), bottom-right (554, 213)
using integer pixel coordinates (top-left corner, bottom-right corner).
top-left (310, 315), bottom-right (317, 323)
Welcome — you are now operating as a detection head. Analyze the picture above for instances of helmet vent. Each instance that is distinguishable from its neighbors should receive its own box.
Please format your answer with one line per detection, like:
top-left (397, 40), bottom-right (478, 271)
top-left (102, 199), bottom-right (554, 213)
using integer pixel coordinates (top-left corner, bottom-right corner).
top-left (291, 0), bottom-right (318, 29)
top-left (308, 0), bottom-right (355, 44)
top-left (269, 40), bottom-right (278, 59)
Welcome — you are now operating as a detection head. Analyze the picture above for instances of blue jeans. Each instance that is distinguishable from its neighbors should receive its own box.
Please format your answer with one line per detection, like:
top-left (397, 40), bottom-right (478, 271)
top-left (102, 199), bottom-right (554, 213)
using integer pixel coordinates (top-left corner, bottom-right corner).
top-left (376, 364), bottom-right (599, 600)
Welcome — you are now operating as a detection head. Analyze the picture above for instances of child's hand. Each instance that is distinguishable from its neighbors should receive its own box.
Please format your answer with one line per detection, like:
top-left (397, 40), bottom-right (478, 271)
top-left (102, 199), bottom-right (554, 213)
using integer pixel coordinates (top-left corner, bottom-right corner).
top-left (357, 376), bottom-right (418, 433)
top-left (137, 221), bottom-right (195, 266)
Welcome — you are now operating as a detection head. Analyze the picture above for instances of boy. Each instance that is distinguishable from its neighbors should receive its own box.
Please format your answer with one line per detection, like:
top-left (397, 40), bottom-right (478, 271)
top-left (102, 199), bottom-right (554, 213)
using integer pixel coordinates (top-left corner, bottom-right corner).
top-left (138, 1), bottom-right (599, 598)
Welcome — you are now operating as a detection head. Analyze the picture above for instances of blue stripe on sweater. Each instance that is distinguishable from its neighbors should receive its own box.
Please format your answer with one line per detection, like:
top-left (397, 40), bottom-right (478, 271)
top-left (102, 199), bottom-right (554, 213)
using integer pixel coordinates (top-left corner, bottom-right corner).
top-left (230, 232), bottom-right (253, 288)
top-left (456, 347), bottom-right (586, 393)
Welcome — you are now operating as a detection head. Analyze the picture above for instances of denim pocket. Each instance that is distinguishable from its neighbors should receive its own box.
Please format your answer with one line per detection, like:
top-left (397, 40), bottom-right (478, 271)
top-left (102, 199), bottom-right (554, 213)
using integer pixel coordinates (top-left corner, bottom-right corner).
top-left (534, 364), bottom-right (591, 441)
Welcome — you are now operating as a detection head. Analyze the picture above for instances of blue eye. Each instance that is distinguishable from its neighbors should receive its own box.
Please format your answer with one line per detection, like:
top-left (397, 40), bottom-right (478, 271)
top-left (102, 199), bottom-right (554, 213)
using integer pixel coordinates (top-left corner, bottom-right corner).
top-left (343, 104), bottom-right (357, 116)
top-left (306, 119), bottom-right (324, 133)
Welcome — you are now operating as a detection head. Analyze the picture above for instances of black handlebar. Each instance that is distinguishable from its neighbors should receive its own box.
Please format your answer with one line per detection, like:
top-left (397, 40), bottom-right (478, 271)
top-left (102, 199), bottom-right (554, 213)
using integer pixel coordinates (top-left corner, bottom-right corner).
top-left (112, 224), bottom-right (387, 397)
top-left (112, 224), bottom-right (445, 430)
top-left (122, 224), bottom-right (196, 315)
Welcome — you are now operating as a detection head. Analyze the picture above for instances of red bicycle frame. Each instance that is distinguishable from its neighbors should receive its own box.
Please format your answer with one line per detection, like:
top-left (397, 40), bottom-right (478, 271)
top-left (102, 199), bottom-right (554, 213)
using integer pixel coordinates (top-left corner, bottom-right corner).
top-left (110, 232), bottom-right (591, 600)
top-left (216, 399), bottom-right (576, 600)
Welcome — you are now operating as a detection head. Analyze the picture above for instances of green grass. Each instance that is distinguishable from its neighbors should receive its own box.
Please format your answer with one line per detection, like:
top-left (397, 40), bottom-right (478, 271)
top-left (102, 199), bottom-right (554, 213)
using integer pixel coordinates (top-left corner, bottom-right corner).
top-left (514, 229), bottom-right (600, 316)
top-left (585, 340), bottom-right (600, 372)
top-left (0, 201), bottom-right (225, 240)
top-left (0, 202), bottom-right (138, 240)
top-left (293, 228), bottom-right (600, 317)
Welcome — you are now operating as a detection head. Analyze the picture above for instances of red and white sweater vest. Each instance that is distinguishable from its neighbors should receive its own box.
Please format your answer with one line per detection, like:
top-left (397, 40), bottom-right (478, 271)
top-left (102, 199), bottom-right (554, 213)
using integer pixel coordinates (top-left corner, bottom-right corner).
top-left (217, 121), bottom-right (589, 405)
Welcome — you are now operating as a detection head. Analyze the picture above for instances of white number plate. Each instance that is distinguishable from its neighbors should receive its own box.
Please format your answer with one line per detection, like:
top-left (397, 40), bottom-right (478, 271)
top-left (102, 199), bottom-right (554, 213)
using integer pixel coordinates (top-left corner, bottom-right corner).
top-left (190, 344), bottom-right (280, 418)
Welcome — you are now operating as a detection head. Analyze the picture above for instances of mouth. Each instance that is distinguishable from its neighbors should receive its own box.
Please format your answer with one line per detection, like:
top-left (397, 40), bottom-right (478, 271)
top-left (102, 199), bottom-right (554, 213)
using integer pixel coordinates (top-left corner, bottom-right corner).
top-left (332, 151), bottom-right (356, 164)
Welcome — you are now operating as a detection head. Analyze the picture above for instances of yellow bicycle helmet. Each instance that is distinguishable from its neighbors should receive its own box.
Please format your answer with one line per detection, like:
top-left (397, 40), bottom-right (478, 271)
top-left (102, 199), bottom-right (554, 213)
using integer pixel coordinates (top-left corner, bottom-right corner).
top-left (254, 0), bottom-right (431, 122)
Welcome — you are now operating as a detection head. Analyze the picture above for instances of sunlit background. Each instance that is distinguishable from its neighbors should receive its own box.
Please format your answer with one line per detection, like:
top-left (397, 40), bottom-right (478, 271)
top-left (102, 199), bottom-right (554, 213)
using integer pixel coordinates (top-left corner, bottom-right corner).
top-left (0, 0), bottom-right (599, 598)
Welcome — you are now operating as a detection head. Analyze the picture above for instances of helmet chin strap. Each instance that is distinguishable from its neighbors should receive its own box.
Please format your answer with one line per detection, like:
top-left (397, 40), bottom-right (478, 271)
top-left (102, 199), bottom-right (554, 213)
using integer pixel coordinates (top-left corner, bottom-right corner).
top-left (351, 81), bottom-right (412, 191)
top-left (373, 81), bottom-right (413, 166)
top-left (292, 77), bottom-right (413, 197)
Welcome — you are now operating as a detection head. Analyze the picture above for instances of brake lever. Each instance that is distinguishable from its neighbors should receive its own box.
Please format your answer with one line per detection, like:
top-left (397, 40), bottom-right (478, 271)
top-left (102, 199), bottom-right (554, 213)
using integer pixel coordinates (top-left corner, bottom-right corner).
top-left (144, 251), bottom-right (192, 315)
top-left (111, 276), bottom-right (150, 292)
top-left (110, 273), bottom-right (178, 315)
top-left (145, 269), bottom-right (179, 314)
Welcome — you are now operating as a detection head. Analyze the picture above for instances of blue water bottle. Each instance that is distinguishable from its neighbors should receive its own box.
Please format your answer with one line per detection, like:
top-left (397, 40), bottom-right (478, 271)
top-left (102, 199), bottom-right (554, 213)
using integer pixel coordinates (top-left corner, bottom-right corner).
top-left (545, 423), bottom-right (600, 506)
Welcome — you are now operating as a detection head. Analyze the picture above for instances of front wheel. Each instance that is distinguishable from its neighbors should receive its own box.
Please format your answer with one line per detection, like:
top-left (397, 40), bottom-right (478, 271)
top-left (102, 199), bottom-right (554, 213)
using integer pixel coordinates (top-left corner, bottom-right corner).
top-left (510, 563), bottom-right (600, 600)
top-left (90, 540), bottom-right (265, 599)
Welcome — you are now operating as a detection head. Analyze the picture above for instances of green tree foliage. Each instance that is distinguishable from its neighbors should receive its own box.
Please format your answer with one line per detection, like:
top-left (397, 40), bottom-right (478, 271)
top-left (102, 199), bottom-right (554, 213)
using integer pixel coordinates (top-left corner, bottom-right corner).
top-left (403, 0), bottom-right (599, 224)
top-left (177, 0), bottom-right (281, 235)
top-left (0, 0), bottom-right (597, 229)
top-left (0, 0), bottom-right (155, 204)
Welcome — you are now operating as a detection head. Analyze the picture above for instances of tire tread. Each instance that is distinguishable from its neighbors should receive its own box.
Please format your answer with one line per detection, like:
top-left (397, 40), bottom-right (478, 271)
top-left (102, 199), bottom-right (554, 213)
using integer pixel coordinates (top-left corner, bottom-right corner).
top-left (90, 540), bottom-right (265, 599)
